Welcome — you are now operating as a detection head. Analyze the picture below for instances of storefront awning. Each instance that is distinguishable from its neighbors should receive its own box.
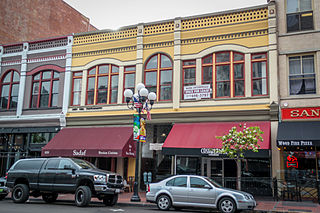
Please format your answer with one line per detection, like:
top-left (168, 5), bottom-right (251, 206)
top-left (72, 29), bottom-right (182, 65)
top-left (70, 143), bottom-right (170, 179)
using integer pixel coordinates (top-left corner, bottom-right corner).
top-left (277, 121), bottom-right (320, 147)
top-left (162, 121), bottom-right (270, 157)
top-left (41, 127), bottom-right (136, 158)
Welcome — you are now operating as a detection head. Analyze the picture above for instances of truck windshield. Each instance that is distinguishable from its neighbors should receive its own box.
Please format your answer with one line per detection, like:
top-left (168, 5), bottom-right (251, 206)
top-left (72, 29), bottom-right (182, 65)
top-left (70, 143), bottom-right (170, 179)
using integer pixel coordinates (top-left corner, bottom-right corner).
top-left (71, 158), bottom-right (96, 169)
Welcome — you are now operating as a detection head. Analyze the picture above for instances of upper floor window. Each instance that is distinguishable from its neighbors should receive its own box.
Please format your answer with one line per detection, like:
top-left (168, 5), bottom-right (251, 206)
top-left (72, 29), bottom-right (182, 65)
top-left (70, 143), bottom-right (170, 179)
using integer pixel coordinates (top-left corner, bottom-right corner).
top-left (71, 71), bottom-right (82, 106)
top-left (202, 51), bottom-right (245, 98)
top-left (289, 55), bottom-right (315, 95)
top-left (287, 0), bottom-right (313, 32)
top-left (123, 66), bottom-right (135, 103)
top-left (86, 64), bottom-right (119, 105)
top-left (251, 53), bottom-right (268, 96)
top-left (182, 60), bottom-right (196, 100)
top-left (144, 53), bottom-right (172, 101)
top-left (0, 70), bottom-right (20, 110)
top-left (31, 70), bottom-right (59, 108)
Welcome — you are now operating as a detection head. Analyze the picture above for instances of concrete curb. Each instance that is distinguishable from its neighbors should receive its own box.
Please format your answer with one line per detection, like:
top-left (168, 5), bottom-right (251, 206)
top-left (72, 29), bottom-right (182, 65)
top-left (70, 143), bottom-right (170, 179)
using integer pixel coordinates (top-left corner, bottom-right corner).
top-left (2, 197), bottom-right (315, 212)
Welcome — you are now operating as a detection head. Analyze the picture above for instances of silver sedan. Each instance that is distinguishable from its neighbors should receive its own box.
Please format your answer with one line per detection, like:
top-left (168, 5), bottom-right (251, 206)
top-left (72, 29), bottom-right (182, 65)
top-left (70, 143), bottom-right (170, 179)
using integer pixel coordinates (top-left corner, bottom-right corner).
top-left (146, 175), bottom-right (256, 213)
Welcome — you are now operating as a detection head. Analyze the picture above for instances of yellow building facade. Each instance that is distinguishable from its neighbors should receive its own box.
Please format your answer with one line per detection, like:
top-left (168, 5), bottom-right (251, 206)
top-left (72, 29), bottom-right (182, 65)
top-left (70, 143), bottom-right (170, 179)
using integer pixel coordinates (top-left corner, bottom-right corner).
top-left (63, 2), bottom-right (279, 191)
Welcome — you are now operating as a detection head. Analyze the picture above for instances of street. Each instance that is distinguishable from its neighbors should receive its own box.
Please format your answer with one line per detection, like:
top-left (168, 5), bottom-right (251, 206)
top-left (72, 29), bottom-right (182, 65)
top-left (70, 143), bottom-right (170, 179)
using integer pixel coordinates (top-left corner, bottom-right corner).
top-left (0, 198), bottom-right (221, 213)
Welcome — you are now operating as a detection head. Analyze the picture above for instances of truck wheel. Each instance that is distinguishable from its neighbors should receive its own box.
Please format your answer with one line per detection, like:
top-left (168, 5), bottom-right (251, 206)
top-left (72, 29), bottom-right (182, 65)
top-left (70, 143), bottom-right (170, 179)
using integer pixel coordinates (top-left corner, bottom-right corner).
top-left (42, 193), bottom-right (58, 203)
top-left (157, 194), bottom-right (171, 211)
top-left (12, 184), bottom-right (29, 203)
top-left (75, 186), bottom-right (91, 207)
top-left (103, 194), bottom-right (118, 206)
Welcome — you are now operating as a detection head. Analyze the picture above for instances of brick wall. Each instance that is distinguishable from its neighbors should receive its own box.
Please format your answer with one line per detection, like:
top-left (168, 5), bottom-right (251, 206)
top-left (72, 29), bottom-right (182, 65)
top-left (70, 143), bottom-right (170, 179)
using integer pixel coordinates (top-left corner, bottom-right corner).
top-left (0, 0), bottom-right (97, 44)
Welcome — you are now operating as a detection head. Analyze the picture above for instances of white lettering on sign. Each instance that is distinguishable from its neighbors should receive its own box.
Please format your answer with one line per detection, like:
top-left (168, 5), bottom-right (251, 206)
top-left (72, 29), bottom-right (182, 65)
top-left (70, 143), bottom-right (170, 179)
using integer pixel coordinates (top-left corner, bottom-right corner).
top-left (44, 151), bottom-right (50, 155)
top-left (98, 151), bottom-right (119, 155)
top-left (73, 150), bottom-right (87, 156)
top-left (277, 141), bottom-right (313, 146)
top-left (200, 148), bottom-right (223, 156)
top-left (184, 85), bottom-right (211, 100)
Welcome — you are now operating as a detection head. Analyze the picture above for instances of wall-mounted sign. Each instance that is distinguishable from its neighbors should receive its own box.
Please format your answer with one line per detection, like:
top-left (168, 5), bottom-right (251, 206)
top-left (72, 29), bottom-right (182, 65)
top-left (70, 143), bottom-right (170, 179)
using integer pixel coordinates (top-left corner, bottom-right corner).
top-left (286, 153), bottom-right (298, 168)
top-left (149, 143), bottom-right (163, 151)
top-left (282, 107), bottom-right (320, 120)
top-left (200, 148), bottom-right (224, 156)
top-left (277, 140), bottom-right (313, 146)
top-left (184, 84), bottom-right (211, 100)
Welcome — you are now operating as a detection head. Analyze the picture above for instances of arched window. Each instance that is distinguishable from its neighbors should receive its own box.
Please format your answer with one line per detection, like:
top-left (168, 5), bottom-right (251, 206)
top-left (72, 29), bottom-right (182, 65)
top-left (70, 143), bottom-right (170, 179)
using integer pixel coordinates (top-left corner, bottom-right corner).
top-left (144, 53), bottom-right (172, 101)
top-left (202, 51), bottom-right (245, 98)
top-left (31, 70), bottom-right (59, 108)
top-left (0, 70), bottom-right (20, 109)
top-left (86, 64), bottom-right (119, 105)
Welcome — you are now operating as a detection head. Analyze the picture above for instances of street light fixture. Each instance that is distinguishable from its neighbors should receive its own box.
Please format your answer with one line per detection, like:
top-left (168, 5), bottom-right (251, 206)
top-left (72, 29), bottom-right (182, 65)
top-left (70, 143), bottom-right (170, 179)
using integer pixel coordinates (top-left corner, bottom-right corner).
top-left (124, 83), bottom-right (156, 202)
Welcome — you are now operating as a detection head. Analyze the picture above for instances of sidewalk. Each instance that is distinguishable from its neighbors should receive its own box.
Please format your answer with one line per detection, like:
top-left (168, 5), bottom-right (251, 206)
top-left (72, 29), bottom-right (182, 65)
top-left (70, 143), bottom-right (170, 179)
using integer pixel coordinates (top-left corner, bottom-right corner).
top-left (6, 192), bottom-right (320, 212)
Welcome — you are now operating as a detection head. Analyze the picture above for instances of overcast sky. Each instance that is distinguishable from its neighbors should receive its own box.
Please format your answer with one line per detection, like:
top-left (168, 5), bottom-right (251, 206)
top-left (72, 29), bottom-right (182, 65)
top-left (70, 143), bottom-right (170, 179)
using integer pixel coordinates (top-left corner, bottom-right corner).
top-left (63, 0), bottom-right (267, 30)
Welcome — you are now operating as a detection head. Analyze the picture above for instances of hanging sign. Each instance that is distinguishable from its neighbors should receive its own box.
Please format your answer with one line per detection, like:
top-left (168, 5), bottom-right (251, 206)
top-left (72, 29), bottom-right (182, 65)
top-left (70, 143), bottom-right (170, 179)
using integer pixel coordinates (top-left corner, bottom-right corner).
top-left (133, 114), bottom-right (140, 141)
top-left (183, 84), bottom-right (211, 100)
top-left (140, 118), bottom-right (146, 143)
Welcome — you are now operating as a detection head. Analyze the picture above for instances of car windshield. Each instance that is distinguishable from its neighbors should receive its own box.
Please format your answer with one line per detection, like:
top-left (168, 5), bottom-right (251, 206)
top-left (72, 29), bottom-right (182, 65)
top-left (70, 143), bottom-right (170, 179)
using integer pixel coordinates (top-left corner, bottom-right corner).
top-left (204, 177), bottom-right (222, 188)
top-left (71, 158), bottom-right (96, 169)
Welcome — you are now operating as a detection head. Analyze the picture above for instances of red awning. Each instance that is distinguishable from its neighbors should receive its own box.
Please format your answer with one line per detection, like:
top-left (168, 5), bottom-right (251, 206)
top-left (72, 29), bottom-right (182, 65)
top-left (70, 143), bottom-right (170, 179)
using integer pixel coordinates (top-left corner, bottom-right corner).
top-left (41, 127), bottom-right (136, 158)
top-left (163, 121), bottom-right (270, 150)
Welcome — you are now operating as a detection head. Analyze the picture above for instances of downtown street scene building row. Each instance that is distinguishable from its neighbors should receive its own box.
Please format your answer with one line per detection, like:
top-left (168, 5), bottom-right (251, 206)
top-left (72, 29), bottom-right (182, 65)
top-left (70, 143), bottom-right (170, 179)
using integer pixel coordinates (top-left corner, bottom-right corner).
top-left (0, 0), bottom-right (320, 201)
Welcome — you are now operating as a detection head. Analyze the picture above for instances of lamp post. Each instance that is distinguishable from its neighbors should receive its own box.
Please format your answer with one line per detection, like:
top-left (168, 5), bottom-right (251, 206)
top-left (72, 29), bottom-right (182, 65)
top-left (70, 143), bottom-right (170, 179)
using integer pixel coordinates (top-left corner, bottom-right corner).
top-left (124, 83), bottom-right (156, 202)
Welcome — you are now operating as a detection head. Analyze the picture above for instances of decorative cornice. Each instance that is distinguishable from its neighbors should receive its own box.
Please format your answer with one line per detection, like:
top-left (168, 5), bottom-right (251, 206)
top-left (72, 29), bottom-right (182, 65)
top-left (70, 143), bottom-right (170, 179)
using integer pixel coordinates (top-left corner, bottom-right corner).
top-left (27, 54), bottom-right (66, 63)
top-left (72, 46), bottom-right (136, 58)
top-left (143, 41), bottom-right (174, 49)
top-left (1, 60), bottom-right (22, 66)
top-left (181, 29), bottom-right (268, 45)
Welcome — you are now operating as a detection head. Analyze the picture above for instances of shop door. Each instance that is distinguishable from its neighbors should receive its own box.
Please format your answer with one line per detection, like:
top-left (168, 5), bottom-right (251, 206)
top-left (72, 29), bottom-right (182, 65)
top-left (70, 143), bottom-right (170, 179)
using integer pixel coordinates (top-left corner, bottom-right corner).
top-left (202, 158), bottom-right (223, 185)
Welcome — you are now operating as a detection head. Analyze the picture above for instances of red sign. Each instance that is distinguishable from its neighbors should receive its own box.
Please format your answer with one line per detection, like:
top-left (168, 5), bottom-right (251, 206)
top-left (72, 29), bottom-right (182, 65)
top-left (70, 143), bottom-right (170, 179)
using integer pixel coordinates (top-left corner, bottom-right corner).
top-left (282, 107), bottom-right (320, 120)
top-left (286, 155), bottom-right (298, 168)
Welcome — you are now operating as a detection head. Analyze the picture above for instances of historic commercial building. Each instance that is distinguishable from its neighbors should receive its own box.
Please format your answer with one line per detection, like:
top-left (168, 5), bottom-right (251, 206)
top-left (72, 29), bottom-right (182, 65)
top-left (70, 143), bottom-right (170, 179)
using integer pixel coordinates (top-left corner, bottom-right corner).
top-left (0, 36), bottom-right (73, 176)
top-left (33, 2), bottom-right (278, 194)
top-left (276, 0), bottom-right (320, 182)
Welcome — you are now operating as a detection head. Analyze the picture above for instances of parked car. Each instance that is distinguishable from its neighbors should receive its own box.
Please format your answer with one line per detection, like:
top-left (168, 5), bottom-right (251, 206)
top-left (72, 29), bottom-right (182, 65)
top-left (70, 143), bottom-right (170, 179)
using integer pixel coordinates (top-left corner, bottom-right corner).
top-left (0, 177), bottom-right (9, 200)
top-left (6, 158), bottom-right (124, 207)
top-left (146, 175), bottom-right (256, 213)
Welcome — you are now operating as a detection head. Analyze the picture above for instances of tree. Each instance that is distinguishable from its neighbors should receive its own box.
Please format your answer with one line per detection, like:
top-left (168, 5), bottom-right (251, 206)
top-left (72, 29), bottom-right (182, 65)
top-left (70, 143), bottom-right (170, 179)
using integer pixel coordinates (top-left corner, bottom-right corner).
top-left (216, 123), bottom-right (264, 190)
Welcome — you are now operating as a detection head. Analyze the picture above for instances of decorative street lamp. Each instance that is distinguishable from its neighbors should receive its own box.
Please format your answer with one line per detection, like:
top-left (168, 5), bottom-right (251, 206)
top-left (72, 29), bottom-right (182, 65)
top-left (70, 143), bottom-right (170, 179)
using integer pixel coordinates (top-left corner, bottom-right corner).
top-left (124, 83), bottom-right (156, 202)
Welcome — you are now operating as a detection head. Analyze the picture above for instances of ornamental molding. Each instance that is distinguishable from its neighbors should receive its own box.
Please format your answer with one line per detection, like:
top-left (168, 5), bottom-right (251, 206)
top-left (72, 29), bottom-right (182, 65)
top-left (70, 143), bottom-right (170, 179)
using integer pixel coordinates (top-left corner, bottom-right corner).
top-left (27, 54), bottom-right (66, 63)
top-left (181, 29), bottom-right (268, 45)
top-left (72, 46), bottom-right (136, 58)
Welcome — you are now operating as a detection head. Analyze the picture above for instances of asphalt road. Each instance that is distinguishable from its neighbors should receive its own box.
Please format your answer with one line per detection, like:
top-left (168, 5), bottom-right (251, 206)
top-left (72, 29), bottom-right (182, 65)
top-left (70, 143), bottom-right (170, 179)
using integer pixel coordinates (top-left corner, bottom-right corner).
top-left (0, 198), bottom-right (220, 213)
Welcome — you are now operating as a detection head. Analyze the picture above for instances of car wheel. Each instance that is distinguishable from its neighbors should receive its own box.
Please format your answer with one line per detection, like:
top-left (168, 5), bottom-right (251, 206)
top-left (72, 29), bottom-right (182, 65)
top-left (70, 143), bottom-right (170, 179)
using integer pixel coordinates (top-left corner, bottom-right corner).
top-left (0, 194), bottom-right (7, 200)
top-left (75, 186), bottom-right (91, 207)
top-left (218, 197), bottom-right (236, 213)
top-left (42, 193), bottom-right (58, 203)
top-left (103, 194), bottom-right (118, 206)
top-left (12, 184), bottom-right (29, 203)
top-left (157, 194), bottom-right (171, 211)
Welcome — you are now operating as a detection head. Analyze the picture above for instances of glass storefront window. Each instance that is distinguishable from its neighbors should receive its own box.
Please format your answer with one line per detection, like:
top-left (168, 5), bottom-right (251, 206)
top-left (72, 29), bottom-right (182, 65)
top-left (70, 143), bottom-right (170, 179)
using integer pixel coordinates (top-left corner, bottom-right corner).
top-left (241, 158), bottom-right (271, 177)
top-left (176, 156), bottom-right (201, 175)
top-left (31, 133), bottom-right (56, 144)
top-left (282, 151), bottom-right (320, 181)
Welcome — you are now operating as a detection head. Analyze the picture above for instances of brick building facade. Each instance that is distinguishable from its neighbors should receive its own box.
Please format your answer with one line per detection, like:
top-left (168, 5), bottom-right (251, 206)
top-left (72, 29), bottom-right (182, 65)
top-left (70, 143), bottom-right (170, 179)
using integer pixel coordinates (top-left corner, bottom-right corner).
top-left (0, 0), bottom-right (97, 44)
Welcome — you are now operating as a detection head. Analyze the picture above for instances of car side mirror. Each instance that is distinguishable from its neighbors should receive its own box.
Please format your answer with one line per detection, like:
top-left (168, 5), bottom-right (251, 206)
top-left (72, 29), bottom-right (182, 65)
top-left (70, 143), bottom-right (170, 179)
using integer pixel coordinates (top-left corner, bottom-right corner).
top-left (204, 184), bottom-right (212, 189)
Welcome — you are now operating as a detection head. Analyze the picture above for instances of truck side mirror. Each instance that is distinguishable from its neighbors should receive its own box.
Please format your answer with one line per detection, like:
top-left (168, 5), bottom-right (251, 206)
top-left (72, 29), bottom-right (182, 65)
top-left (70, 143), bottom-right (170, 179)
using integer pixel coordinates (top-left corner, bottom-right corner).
top-left (64, 165), bottom-right (75, 173)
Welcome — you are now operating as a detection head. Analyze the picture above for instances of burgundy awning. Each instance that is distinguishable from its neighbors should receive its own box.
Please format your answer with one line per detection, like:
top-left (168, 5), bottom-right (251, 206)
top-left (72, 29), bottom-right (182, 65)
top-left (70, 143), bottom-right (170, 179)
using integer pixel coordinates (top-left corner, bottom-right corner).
top-left (162, 121), bottom-right (270, 156)
top-left (41, 127), bottom-right (136, 158)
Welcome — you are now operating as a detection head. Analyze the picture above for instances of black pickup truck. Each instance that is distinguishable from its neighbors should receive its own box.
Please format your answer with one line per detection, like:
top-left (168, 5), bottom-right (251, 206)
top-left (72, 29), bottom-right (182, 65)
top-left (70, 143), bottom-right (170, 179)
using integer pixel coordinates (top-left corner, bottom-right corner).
top-left (6, 157), bottom-right (124, 207)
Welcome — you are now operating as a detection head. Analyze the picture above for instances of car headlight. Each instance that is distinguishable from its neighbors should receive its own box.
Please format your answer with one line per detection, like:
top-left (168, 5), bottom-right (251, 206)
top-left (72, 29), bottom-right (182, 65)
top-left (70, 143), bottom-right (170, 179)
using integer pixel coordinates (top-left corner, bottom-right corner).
top-left (94, 175), bottom-right (106, 183)
top-left (244, 195), bottom-right (250, 200)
